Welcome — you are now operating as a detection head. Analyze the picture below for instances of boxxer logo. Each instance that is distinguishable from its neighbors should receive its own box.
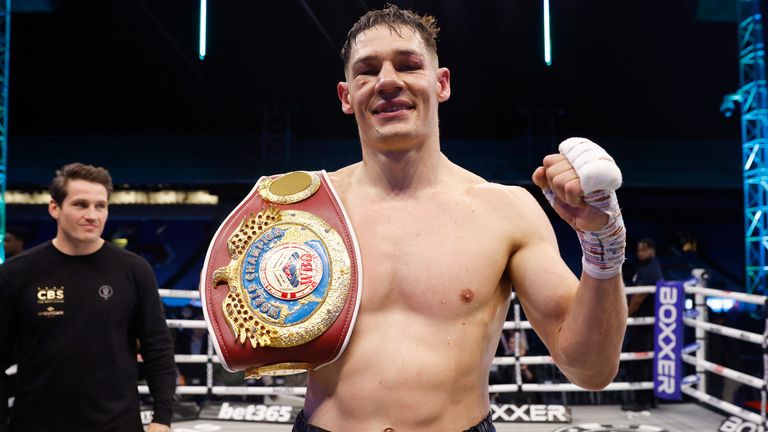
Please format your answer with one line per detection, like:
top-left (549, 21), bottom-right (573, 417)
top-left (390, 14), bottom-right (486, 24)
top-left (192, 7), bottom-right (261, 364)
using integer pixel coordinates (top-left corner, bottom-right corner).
top-left (656, 285), bottom-right (679, 395)
top-left (719, 416), bottom-right (760, 432)
top-left (490, 404), bottom-right (570, 422)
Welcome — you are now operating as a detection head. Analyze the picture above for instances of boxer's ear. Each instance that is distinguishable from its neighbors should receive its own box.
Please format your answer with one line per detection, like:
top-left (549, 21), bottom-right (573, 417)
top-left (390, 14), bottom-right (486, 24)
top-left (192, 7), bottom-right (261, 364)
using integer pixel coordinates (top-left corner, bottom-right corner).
top-left (338, 82), bottom-right (353, 114)
top-left (436, 68), bottom-right (451, 103)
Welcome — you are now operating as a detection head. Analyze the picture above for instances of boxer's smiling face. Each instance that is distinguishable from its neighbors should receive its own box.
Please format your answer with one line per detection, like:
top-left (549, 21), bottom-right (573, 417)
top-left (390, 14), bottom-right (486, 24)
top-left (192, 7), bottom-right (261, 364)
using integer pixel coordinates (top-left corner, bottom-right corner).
top-left (338, 24), bottom-right (450, 151)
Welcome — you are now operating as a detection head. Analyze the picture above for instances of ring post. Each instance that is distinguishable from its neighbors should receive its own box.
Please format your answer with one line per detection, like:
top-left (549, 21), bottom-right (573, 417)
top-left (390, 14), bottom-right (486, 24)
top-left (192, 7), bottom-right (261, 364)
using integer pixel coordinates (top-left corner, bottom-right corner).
top-left (513, 302), bottom-right (522, 388)
top-left (207, 334), bottom-right (214, 397)
top-left (695, 292), bottom-right (707, 394)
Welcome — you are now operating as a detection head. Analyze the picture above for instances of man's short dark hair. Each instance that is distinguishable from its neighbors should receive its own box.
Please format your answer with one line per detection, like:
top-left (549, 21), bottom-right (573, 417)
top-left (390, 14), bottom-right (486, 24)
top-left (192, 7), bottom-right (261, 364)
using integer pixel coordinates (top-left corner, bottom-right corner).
top-left (49, 162), bottom-right (113, 205)
top-left (340, 3), bottom-right (440, 68)
top-left (638, 238), bottom-right (656, 250)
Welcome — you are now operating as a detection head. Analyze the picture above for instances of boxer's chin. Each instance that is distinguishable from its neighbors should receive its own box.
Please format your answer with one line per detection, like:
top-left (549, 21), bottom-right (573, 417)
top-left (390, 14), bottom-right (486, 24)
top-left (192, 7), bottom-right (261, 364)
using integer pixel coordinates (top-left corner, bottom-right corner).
top-left (367, 126), bottom-right (428, 152)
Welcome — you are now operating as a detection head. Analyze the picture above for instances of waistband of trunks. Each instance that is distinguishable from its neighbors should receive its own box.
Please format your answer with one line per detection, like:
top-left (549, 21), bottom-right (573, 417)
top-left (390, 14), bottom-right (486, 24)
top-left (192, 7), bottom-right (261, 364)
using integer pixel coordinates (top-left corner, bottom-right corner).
top-left (291, 410), bottom-right (496, 432)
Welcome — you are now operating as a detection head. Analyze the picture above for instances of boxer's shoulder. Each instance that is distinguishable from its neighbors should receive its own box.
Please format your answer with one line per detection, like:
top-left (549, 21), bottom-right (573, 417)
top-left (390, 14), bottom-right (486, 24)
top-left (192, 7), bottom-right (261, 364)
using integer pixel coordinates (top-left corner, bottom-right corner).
top-left (469, 182), bottom-right (536, 210)
top-left (460, 183), bottom-right (548, 241)
top-left (468, 182), bottom-right (557, 244)
top-left (325, 164), bottom-right (360, 195)
top-left (328, 163), bottom-right (358, 178)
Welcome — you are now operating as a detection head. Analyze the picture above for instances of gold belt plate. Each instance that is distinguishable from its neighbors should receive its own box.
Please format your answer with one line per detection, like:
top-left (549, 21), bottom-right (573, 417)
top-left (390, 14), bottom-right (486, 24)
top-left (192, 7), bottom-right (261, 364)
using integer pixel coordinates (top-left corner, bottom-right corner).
top-left (212, 206), bottom-right (351, 349)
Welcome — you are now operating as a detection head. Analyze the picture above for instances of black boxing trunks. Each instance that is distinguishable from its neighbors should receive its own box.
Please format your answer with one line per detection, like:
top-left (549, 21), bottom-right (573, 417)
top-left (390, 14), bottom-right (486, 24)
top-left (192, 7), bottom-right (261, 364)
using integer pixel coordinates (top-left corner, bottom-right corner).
top-left (292, 410), bottom-right (496, 432)
top-left (200, 171), bottom-right (362, 378)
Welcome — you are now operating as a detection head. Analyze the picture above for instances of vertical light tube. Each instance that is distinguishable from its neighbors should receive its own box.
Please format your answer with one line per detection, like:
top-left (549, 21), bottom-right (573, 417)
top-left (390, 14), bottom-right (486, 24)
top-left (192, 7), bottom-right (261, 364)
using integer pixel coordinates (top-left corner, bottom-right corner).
top-left (544, 0), bottom-right (552, 66)
top-left (199, 0), bottom-right (207, 60)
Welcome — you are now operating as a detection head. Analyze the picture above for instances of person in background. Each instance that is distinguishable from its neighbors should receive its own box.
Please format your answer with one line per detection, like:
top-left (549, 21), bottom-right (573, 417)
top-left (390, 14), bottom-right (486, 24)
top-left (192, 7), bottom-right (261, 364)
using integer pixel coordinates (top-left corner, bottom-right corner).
top-left (623, 237), bottom-right (664, 412)
top-left (0, 163), bottom-right (176, 432)
top-left (3, 227), bottom-right (28, 260)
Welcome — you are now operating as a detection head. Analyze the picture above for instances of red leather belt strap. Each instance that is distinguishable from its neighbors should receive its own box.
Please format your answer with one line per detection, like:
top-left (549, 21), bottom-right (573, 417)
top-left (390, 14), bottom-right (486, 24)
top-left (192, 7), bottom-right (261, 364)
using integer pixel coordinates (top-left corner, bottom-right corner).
top-left (200, 170), bottom-right (362, 378)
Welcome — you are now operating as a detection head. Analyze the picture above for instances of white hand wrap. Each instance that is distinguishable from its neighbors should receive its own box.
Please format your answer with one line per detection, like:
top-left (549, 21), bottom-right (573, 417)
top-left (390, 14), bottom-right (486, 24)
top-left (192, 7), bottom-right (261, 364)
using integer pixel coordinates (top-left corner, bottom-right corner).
top-left (544, 138), bottom-right (626, 279)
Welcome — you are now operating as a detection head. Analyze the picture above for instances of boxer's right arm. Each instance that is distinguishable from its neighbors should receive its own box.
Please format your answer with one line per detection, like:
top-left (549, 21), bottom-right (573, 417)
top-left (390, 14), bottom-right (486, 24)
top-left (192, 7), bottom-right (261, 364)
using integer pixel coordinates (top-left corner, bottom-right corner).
top-left (505, 186), bottom-right (626, 390)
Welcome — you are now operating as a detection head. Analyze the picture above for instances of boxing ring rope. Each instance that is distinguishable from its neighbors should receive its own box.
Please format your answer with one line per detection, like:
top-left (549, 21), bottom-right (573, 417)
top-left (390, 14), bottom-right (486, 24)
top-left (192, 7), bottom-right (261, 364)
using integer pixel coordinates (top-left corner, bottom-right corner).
top-left (683, 318), bottom-right (764, 344)
top-left (681, 353), bottom-right (764, 389)
top-left (8, 285), bottom-right (768, 426)
top-left (495, 284), bottom-right (768, 425)
top-left (492, 351), bottom-right (655, 366)
top-left (166, 319), bottom-right (207, 329)
top-left (160, 286), bottom-right (766, 402)
top-left (685, 285), bottom-right (768, 427)
top-left (137, 385), bottom-right (308, 396)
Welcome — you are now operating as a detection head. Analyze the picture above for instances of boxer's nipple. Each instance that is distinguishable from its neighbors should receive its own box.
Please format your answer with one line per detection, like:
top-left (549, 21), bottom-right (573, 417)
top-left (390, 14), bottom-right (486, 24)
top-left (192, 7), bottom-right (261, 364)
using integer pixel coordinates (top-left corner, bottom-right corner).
top-left (460, 288), bottom-right (475, 303)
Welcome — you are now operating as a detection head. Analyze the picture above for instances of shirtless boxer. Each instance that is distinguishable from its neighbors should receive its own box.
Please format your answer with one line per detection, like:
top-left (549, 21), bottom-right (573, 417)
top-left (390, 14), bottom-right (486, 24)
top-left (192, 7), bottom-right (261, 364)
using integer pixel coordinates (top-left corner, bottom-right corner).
top-left (291, 5), bottom-right (629, 431)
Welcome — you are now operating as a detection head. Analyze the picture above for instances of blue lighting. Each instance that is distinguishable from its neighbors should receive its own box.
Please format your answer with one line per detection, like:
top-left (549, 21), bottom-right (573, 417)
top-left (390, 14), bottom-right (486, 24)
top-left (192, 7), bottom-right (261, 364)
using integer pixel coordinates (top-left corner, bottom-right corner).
top-left (544, 0), bottom-right (551, 66)
top-left (199, 0), bottom-right (207, 60)
top-left (686, 298), bottom-right (735, 312)
top-left (738, 2), bottom-right (768, 294)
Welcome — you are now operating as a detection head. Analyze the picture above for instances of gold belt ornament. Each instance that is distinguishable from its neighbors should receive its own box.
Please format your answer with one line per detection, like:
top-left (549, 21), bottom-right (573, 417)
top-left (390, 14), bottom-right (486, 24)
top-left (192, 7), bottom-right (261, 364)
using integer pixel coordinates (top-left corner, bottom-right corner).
top-left (211, 171), bottom-right (352, 349)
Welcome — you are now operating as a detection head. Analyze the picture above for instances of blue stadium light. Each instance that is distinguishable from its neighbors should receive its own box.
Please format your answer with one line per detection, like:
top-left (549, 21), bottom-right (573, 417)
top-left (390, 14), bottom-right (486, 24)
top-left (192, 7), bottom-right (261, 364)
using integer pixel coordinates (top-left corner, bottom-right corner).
top-left (706, 298), bottom-right (735, 313)
top-left (199, 0), bottom-right (207, 60)
top-left (543, 0), bottom-right (552, 66)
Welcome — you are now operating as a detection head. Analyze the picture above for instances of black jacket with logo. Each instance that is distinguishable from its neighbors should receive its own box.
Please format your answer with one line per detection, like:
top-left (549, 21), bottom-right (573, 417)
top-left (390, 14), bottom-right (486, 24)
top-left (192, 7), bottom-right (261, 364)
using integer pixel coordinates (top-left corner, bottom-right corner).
top-left (0, 241), bottom-right (176, 431)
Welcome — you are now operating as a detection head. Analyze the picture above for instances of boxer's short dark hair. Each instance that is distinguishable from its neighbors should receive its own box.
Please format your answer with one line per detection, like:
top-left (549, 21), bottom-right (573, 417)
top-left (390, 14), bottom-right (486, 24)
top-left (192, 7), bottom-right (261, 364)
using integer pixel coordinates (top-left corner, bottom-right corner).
top-left (341, 3), bottom-right (440, 68)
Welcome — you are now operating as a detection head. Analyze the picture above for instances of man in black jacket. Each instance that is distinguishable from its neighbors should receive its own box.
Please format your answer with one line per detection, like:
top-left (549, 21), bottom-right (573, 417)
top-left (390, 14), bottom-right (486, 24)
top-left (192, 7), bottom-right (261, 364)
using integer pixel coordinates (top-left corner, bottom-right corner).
top-left (624, 237), bottom-right (664, 412)
top-left (0, 163), bottom-right (176, 432)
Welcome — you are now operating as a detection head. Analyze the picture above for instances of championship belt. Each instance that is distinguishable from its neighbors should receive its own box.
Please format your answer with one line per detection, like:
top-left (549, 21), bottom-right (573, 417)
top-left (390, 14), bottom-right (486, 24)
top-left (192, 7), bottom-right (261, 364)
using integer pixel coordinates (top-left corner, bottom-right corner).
top-left (200, 171), bottom-right (362, 378)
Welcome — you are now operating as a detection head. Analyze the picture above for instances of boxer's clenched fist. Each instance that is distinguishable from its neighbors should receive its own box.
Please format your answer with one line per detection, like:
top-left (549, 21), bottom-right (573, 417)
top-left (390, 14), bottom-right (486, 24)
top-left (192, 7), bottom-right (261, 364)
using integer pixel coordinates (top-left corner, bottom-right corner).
top-left (533, 138), bottom-right (626, 279)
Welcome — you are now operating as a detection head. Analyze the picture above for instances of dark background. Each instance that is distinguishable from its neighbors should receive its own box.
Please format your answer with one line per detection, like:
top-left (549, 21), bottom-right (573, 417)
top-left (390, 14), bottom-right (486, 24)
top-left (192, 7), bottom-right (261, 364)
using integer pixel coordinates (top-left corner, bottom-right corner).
top-left (9, 0), bottom-right (740, 139)
top-left (4, 0), bottom-right (750, 293)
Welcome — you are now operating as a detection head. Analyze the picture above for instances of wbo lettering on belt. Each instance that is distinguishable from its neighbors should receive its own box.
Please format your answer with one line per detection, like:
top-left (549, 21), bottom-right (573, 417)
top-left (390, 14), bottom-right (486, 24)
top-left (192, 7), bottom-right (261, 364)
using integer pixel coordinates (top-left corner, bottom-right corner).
top-left (200, 171), bottom-right (362, 379)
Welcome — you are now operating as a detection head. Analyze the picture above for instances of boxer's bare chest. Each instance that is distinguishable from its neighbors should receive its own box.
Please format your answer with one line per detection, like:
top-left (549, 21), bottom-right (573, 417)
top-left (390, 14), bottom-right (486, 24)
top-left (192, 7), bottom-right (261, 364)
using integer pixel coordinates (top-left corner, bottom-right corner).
top-left (340, 187), bottom-right (512, 316)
